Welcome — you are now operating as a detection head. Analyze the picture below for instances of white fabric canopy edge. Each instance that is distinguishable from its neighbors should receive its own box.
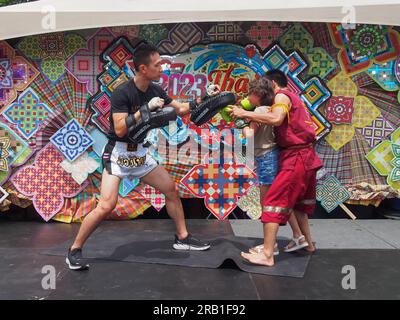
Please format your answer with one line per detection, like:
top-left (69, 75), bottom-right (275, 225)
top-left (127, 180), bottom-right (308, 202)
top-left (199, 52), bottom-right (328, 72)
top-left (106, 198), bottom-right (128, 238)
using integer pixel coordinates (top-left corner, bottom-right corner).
top-left (1, 0), bottom-right (400, 40)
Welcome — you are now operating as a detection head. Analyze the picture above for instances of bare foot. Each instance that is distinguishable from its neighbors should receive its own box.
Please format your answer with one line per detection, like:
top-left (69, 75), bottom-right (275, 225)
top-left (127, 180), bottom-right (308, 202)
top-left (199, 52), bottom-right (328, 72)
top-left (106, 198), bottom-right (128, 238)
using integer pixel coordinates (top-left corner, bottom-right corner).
top-left (240, 252), bottom-right (275, 267)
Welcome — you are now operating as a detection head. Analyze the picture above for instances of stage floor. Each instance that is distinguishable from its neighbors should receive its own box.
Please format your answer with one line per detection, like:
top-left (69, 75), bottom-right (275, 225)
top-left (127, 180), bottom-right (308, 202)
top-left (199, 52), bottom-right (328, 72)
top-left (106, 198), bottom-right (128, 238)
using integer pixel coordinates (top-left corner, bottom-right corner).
top-left (0, 219), bottom-right (399, 300)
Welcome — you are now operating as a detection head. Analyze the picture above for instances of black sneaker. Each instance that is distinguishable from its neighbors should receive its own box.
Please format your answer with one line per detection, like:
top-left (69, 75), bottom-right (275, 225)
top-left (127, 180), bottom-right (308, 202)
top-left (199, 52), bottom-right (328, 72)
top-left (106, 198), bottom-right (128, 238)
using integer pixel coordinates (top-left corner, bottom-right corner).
top-left (173, 234), bottom-right (211, 251)
top-left (66, 248), bottom-right (89, 270)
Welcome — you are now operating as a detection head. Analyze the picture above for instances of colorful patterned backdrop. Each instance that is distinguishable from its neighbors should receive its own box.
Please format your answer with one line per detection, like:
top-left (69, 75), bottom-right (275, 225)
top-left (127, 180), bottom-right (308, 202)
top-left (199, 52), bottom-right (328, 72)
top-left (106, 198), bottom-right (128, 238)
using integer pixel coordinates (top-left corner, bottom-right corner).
top-left (1, 22), bottom-right (400, 222)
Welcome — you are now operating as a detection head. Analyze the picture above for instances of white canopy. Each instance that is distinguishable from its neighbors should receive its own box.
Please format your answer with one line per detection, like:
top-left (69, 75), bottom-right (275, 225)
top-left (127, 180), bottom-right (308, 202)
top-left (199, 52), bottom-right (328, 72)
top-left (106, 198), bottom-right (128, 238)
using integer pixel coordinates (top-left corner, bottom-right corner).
top-left (1, 0), bottom-right (400, 40)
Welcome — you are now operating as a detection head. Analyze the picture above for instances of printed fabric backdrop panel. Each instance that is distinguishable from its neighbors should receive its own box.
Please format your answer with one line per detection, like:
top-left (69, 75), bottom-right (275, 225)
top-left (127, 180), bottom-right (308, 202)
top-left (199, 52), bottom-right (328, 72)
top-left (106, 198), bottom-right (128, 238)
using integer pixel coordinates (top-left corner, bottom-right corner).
top-left (1, 21), bottom-right (399, 221)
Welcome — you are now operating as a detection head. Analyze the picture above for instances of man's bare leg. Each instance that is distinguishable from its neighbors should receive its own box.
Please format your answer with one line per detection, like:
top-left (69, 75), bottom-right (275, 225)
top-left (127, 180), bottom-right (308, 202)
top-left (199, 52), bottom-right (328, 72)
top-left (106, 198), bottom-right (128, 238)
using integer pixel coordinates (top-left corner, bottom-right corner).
top-left (293, 210), bottom-right (315, 252)
top-left (288, 213), bottom-right (302, 239)
top-left (247, 185), bottom-right (271, 253)
top-left (285, 213), bottom-right (309, 250)
top-left (140, 165), bottom-right (188, 239)
top-left (262, 222), bottom-right (279, 264)
top-left (71, 169), bottom-right (120, 250)
top-left (259, 185), bottom-right (270, 204)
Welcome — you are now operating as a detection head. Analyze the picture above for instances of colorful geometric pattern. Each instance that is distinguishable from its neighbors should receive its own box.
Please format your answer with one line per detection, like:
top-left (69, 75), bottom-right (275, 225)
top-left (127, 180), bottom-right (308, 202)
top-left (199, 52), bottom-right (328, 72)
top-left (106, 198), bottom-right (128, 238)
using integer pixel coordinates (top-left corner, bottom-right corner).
top-left (181, 157), bottom-right (257, 219)
top-left (54, 171), bottom-right (150, 223)
top-left (0, 59), bottom-right (12, 88)
top-left (324, 71), bottom-right (381, 150)
top-left (89, 92), bottom-right (112, 133)
top-left (316, 175), bottom-right (351, 213)
top-left (0, 123), bottom-right (32, 166)
top-left (158, 23), bottom-right (205, 54)
top-left (0, 122), bottom-right (33, 185)
top-left (207, 22), bottom-right (244, 42)
top-left (325, 96), bottom-right (355, 124)
top-left (32, 109), bottom-right (68, 151)
top-left (348, 127), bottom-right (388, 200)
top-left (245, 22), bottom-right (286, 49)
top-left (279, 23), bottom-right (337, 79)
top-left (138, 184), bottom-right (166, 212)
top-left (90, 128), bottom-right (109, 156)
top-left (139, 24), bottom-right (168, 46)
top-left (349, 26), bottom-right (387, 58)
top-left (60, 152), bottom-right (99, 185)
top-left (357, 115), bottom-right (395, 148)
top-left (159, 116), bottom-right (190, 145)
top-left (2, 88), bottom-right (53, 139)
top-left (329, 23), bottom-right (400, 75)
top-left (0, 137), bottom-right (10, 171)
top-left (356, 74), bottom-right (400, 144)
top-left (145, 133), bottom-right (168, 168)
top-left (190, 124), bottom-right (222, 151)
top-left (188, 43), bottom-right (325, 146)
top-left (88, 151), bottom-right (101, 165)
top-left (395, 57), bottom-right (400, 81)
top-left (366, 127), bottom-right (400, 191)
top-left (236, 185), bottom-right (262, 220)
top-left (153, 135), bottom-right (200, 199)
top-left (50, 118), bottom-right (94, 162)
top-left (368, 61), bottom-right (399, 91)
top-left (395, 57), bottom-right (400, 86)
top-left (108, 42), bottom-right (134, 69)
top-left (366, 138), bottom-right (396, 175)
top-left (0, 41), bottom-right (39, 111)
top-left (65, 28), bottom-right (116, 94)
top-left (88, 37), bottom-right (135, 133)
top-left (110, 26), bottom-right (140, 40)
top-left (0, 180), bottom-right (32, 211)
top-left (29, 72), bottom-right (91, 128)
top-left (11, 143), bottom-right (88, 221)
top-left (390, 144), bottom-right (400, 182)
top-left (118, 178), bottom-right (140, 198)
top-left (263, 44), bottom-right (332, 140)
top-left (0, 185), bottom-right (9, 204)
top-left (1, 22), bottom-right (400, 218)
top-left (161, 41), bottom-right (331, 141)
top-left (367, 60), bottom-right (400, 104)
top-left (190, 124), bottom-right (246, 151)
top-left (17, 33), bottom-right (86, 83)
top-left (315, 138), bottom-right (352, 186)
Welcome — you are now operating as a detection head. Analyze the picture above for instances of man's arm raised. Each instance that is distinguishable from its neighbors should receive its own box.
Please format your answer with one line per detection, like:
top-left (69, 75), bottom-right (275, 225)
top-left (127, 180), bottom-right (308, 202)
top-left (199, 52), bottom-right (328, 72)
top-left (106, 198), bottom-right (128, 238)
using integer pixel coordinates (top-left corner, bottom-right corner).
top-left (229, 93), bottom-right (291, 127)
top-left (166, 84), bottom-right (222, 117)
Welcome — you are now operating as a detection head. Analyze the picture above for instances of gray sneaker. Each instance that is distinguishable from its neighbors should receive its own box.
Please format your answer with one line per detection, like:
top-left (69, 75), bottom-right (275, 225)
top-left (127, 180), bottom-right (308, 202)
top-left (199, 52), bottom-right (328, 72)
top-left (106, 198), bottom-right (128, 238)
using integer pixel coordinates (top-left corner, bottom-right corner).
top-left (66, 248), bottom-right (89, 271)
top-left (173, 234), bottom-right (211, 251)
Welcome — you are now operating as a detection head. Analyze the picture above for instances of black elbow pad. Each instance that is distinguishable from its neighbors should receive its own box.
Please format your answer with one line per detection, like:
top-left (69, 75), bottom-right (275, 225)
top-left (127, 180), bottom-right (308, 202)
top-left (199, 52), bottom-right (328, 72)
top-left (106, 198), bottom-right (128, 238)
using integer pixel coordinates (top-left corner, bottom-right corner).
top-left (125, 114), bottom-right (136, 136)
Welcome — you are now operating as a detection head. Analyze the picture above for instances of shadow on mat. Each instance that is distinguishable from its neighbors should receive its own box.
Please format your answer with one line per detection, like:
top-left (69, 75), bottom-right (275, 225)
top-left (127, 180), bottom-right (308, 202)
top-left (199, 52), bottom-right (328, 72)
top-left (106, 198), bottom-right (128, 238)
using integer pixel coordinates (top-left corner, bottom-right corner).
top-left (106, 237), bottom-right (302, 264)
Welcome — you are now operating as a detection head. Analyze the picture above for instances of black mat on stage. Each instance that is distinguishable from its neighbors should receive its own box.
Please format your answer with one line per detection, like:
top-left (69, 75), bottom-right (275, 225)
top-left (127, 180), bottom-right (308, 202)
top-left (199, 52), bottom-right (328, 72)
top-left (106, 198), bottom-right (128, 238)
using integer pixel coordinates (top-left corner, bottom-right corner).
top-left (42, 227), bottom-right (312, 278)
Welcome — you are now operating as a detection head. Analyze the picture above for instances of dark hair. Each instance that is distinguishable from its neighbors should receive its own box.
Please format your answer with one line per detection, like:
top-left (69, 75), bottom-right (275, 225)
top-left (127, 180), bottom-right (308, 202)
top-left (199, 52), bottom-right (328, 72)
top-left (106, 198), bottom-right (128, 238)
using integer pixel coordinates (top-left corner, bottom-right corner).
top-left (133, 43), bottom-right (159, 72)
top-left (263, 69), bottom-right (288, 87)
top-left (248, 77), bottom-right (275, 106)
